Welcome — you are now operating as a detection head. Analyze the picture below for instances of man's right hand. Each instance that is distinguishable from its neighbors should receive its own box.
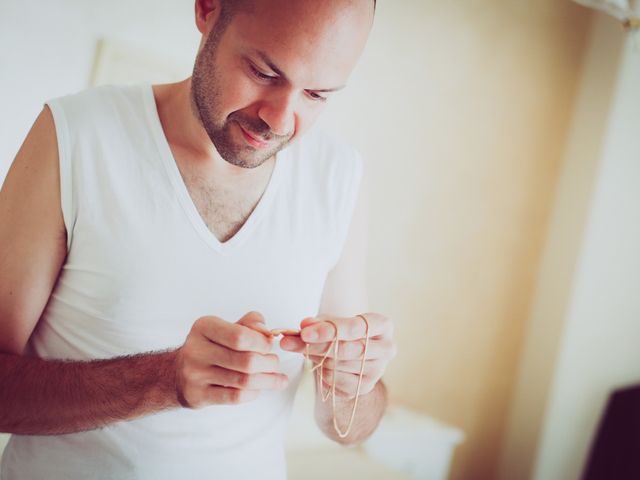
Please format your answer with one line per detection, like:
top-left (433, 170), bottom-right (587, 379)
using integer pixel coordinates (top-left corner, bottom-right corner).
top-left (174, 311), bottom-right (289, 409)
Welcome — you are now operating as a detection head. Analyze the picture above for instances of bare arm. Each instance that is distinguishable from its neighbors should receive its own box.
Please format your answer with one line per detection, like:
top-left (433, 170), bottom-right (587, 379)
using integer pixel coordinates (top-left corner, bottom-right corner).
top-left (0, 108), bottom-right (286, 436)
top-left (315, 173), bottom-right (387, 446)
top-left (313, 377), bottom-right (388, 446)
top-left (281, 173), bottom-right (396, 446)
top-left (0, 350), bottom-right (180, 435)
top-left (0, 310), bottom-right (287, 436)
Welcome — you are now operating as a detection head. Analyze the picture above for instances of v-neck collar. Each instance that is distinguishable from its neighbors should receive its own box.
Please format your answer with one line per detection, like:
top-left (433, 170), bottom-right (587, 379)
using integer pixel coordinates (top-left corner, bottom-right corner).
top-left (142, 83), bottom-right (285, 254)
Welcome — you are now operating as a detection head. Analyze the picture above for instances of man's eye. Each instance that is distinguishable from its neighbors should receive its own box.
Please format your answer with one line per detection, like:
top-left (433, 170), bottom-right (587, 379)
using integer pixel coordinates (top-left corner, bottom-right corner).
top-left (306, 91), bottom-right (327, 102)
top-left (250, 65), bottom-right (277, 82)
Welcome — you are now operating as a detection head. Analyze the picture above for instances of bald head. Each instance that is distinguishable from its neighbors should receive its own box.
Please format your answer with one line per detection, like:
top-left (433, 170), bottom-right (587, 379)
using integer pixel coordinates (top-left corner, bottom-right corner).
top-left (191, 0), bottom-right (375, 168)
top-left (215, 0), bottom-right (375, 34)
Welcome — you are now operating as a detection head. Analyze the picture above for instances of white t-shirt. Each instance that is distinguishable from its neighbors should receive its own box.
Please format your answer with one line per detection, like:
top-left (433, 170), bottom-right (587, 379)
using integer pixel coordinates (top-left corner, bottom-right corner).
top-left (0, 84), bottom-right (362, 480)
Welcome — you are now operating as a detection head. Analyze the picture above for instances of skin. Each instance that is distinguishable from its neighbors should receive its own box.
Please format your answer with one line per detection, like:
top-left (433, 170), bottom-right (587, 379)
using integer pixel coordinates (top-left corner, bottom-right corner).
top-left (0, 0), bottom-right (394, 449)
top-left (184, 0), bottom-right (373, 169)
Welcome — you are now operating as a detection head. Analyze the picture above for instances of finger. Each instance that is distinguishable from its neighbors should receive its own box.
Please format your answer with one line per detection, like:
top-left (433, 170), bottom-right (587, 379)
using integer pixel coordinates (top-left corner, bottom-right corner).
top-left (205, 365), bottom-right (289, 390)
top-left (317, 381), bottom-right (353, 399)
top-left (206, 386), bottom-right (261, 405)
top-left (319, 368), bottom-right (375, 398)
top-left (281, 328), bottom-right (395, 360)
top-left (300, 316), bottom-right (324, 329)
top-left (279, 334), bottom-right (307, 352)
top-left (307, 356), bottom-right (384, 376)
top-left (194, 315), bottom-right (273, 354)
top-left (269, 328), bottom-right (300, 337)
top-left (300, 313), bottom-right (392, 344)
top-left (303, 338), bottom-right (395, 361)
top-left (237, 311), bottom-right (273, 337)
top-left (203, 340), bottom-right (281, 374)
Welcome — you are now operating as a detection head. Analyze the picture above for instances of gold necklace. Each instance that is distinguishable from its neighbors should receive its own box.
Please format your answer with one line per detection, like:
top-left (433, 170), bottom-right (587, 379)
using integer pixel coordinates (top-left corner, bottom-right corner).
top-left (271, 314), bottom-right (370, 438)
top-left (308, 314), bottom-right (370, 438)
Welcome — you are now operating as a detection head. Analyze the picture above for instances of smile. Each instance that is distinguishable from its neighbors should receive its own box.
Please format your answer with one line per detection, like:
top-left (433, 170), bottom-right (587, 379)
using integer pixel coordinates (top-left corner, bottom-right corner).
top-left (238, 124), bottom-right (271, 149)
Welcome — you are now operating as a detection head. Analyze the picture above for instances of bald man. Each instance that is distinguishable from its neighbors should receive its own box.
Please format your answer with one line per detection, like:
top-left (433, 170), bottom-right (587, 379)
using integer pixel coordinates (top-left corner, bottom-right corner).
top-left (0, 1), bottom-right (396, 478)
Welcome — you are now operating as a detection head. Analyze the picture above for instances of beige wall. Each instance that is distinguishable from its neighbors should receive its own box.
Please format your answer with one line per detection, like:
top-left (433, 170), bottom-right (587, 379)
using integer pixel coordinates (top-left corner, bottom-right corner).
top-left (320, 1), bottom-right (592, 478)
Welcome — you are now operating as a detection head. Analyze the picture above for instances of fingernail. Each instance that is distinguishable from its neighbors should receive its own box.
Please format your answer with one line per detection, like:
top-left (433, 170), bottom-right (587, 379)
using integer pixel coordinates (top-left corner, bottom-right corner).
top-left (302, 329), bottom-right (318, 342)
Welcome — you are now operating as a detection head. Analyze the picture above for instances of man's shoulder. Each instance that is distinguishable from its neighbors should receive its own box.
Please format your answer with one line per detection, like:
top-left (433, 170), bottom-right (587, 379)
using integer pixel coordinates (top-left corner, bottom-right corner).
top-left (283, 128), bottom-right (363, 202)
top-left (287, 127), bottom-right (362, 171)
top-left (46, 83), bottom-right (149, 139)
top-left (47, 83), bottom-right (145, 119)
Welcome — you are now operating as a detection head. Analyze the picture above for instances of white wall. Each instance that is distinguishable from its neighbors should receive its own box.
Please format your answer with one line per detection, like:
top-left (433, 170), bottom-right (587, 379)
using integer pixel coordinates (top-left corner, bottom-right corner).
top-left (0, 0), bottom-right (198, 180)
top-left (500, 13), bottom-right (640, 480)
top-left (497, 12), bottom-right (625, 479)
top-left (532, 32), bottom-right (640, 480)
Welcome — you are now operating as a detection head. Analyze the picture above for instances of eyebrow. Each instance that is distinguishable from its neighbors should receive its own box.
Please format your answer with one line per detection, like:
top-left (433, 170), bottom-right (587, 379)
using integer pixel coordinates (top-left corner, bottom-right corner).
top-left (252, 49), bottom-right (346, 93)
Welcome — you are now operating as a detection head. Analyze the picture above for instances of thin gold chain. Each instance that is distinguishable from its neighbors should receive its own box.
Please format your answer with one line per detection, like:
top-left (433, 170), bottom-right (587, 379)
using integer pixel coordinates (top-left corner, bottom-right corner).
top-left (305, 314), bottom-right (370, 439)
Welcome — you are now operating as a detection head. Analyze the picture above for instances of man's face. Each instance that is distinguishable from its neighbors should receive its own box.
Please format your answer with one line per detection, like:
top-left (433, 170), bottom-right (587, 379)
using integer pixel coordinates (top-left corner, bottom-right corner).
top-left (191, 0), bottom-right (373, 169)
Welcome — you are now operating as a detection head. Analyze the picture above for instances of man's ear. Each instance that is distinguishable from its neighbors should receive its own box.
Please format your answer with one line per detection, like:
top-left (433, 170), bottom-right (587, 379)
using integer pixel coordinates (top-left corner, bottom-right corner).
top-left (195, 0), bottom-right (222, 36)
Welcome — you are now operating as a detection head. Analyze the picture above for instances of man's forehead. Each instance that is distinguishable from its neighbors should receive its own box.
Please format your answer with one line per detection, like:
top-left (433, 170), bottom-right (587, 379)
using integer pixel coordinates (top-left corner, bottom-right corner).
top-left (227, 1), bottom-right (373, 88)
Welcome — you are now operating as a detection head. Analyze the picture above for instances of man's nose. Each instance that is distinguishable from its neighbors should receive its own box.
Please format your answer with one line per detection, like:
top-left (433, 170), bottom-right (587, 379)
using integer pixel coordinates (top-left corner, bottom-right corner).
top-left (257, 90), bottom-right (296, 137)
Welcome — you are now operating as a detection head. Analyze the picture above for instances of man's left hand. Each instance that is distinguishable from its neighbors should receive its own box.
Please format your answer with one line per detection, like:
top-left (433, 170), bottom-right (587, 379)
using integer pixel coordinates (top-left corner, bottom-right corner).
top-left (279, 313), bottom-right (396, 398)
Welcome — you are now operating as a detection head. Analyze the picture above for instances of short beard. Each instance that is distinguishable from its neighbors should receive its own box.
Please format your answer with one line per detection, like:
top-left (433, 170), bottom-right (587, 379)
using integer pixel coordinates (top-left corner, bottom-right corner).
top-left (190, 19), bottom-right (292, 169)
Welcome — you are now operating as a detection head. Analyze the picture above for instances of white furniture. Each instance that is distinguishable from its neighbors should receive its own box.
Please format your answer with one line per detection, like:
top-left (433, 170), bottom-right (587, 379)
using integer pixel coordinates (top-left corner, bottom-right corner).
top-left (363, 406), bottom-right (464, 479)
top-left (286, 373), bottom-right (464, 480)
top-left (0, 434), bottom-right (9, 456)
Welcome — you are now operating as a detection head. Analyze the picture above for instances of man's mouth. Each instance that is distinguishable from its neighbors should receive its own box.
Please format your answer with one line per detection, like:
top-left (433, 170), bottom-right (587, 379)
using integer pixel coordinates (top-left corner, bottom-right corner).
top-left (238, 124), bottom-right (271, 149)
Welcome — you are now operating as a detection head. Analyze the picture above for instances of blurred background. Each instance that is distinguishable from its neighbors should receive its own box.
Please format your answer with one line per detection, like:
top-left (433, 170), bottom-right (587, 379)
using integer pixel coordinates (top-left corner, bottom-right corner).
top-left (1, 1), bottom-right (639, 479)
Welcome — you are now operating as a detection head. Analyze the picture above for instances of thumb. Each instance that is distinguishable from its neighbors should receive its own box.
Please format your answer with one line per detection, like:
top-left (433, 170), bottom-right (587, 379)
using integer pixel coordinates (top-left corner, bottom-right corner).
top-left (237, 311), bottom-right (271, 336)
top-left (300, 316), bottom-right (324, 330)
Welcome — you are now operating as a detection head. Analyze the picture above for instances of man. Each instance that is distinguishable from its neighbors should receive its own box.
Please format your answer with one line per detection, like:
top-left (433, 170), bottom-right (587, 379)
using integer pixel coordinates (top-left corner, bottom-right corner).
top-left (0, 0), bottom-right (395, 478)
